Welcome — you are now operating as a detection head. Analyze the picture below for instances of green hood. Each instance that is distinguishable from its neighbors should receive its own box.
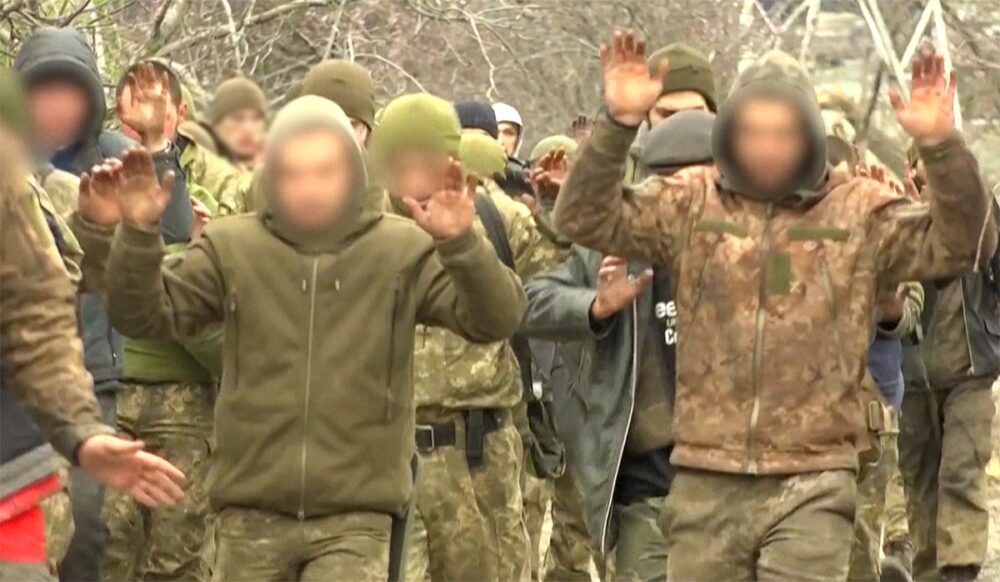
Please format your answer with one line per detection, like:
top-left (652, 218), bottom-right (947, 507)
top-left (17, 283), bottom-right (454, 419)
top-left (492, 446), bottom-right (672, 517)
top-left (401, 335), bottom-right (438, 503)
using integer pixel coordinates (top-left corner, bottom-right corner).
top-left (459, 132), bottom-right (507, 179)
top-left (529, 135), bottom-right (578, 166)
top-left (260, 96), bottom-right (375, 251)
top-left (712, 50), bottom-right (829, 207)
top-left (368, 93), bottom-right (461, 187)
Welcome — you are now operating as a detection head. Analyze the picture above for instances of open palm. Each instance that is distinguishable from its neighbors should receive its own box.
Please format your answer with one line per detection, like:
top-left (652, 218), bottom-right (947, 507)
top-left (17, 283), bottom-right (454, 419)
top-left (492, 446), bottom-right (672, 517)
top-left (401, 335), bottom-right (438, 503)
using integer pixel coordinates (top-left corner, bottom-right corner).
top-left (601, 29), bottom-right (665, 127)
top-left (890, 43), bottom-right (956, 147)
top-left (404, 159), bottom-right (476, 240)
top-left (117, 148), bottom-right (174, 229)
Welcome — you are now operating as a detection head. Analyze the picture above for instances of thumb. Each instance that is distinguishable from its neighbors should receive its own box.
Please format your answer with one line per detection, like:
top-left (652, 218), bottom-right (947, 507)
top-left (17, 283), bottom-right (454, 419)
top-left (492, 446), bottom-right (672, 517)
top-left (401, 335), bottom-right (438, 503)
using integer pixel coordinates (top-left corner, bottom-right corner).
top-left (633, 268), bottom-right (654, 289)
top-left (104, 437), bottom-right (146, 455)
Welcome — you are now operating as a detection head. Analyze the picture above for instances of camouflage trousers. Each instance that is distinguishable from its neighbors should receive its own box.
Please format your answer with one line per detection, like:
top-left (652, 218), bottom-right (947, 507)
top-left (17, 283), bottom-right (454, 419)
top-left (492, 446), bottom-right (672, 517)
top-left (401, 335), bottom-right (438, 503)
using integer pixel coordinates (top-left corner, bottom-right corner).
top-left (211, 507), bottom-right (391, 581)
top-left (604, 496), bottom-right (667, 582)
top-left (661, 468), bottom-right (856, 581)
top-left (101, 382), bottom-right (215, 582)
top-left (848, 406), bottom-right (903, 582)
top-left (899, 376), bottom-right (995, 580)
top-left (522, 471), bottom-right (551, 580)
top-left (39, 459), bottom-right (73, 575)
top-left (406, 417), bottom-right (530, 581)
top-left (543, 468), bottom-right (595, 581)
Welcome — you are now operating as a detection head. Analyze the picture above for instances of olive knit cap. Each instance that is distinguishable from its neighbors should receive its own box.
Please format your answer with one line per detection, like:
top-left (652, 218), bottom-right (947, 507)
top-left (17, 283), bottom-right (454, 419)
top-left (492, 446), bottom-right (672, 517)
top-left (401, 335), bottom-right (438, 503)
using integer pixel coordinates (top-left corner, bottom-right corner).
top-left (300, 60), bottom-right (375, 129)
top-left (369, 93), bottom-right (461, 172)
top-left (208, 77), bottom-right (268, 125)
top-left (529, 135), bottom-right (578, 166)
top-left (459, 133), bottom-right (508, 179)
top-left (647, 43), bottom-right (718, 112)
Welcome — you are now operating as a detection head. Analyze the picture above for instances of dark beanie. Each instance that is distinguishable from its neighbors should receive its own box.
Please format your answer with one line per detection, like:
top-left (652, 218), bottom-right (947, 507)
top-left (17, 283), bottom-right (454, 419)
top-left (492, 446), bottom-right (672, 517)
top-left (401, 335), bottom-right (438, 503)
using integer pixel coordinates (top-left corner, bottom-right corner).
top-left (209, 77), bottom-right (268, 125)
top-left (300, 60), bottom-right (375, 129)
top-left (647, 43), bottom-right (718, 112)
top-left (454, 101), bottom-right (498, 139)
top-left (640, 110), bottom-right (715, 175)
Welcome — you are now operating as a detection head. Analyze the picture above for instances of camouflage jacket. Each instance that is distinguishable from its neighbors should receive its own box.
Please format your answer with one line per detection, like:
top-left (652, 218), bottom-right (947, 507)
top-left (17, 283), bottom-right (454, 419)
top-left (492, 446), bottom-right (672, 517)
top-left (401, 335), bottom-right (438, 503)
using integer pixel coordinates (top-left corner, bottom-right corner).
top-left (180, 140), bottom-right (252, 216)
top-left (554, 115), bottom-right (995, 475)
top-left (406, 181), bottom-right (562, 419)
top-left (1, 182), bottom-right (111, 470)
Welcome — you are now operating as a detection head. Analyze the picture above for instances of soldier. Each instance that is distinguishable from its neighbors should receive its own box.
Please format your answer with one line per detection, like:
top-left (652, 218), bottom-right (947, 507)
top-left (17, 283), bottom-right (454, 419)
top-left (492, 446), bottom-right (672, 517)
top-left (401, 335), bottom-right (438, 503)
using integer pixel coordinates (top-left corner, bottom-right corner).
top-left (492, 102), bottom-right (533, 199)
top-left (554, 30), bottom-right (993, 581)
top-left (88, 95), bottom-right (525, 580)
top-left (524, 110), bottom-right (716, 582)
top-left (207, 76), bottom-right (269, 173)
top-left (299, 60), bottom-right (376, 147)
top-left (370, 93), bottom-right (556, 581)
top-left (897, 153), bottom-right (1000, 582)
top-left (0, 106), bottom-right (184, 582)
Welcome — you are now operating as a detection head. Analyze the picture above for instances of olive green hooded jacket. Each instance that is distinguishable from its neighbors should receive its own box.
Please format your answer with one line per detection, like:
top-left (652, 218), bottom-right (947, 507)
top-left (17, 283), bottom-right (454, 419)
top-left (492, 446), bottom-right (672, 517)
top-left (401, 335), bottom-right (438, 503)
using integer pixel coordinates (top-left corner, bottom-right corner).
top-left (96, 97), bottom-right (527, 518)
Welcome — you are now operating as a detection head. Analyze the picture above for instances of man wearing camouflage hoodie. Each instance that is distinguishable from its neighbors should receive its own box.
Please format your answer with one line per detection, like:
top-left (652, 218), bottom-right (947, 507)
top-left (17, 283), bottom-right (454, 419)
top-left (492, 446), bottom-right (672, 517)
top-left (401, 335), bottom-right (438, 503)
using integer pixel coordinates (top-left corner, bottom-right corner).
top-left (372, 93), bottom-right (559, 581)
top-left (555, 30), bottom-right (994, 581)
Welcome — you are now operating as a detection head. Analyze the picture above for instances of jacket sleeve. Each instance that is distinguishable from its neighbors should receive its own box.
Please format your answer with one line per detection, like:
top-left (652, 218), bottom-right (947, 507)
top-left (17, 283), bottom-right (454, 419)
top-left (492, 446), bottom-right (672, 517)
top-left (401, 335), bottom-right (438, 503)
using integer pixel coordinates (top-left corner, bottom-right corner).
top-left (553, 114), bottom-right (693, 268)
top-left (152, 143), bottom-right (194, 245)
top-left (105, 223), bottom-right (226, 341)
top-left (522, 247), bottom-right (605, 341)
top-left (491, 188), bottom-right (561, 280)
top-left (872, 136), bottom-right (996, 284)
top-left (0, 190), bottom-right (112, 461)
top-left (414, 228), bottom-right (527, 343)
top-left (876, 283), bottom-right (924, 340)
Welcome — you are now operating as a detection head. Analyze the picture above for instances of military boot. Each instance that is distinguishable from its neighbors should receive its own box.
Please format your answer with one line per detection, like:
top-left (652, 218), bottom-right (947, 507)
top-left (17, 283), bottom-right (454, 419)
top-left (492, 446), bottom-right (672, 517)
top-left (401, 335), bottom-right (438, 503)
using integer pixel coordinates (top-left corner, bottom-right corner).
top-left (880, 540), bottom-right (913, 582)
top-left (940, 565), bottom-right (979, 582)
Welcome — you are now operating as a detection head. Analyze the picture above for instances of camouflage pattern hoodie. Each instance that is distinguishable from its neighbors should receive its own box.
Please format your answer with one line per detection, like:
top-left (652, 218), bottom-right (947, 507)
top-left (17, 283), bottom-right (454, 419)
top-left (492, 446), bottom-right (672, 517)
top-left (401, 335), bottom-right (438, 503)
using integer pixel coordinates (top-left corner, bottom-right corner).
top-left (554, 51), bottom-right (995, 475)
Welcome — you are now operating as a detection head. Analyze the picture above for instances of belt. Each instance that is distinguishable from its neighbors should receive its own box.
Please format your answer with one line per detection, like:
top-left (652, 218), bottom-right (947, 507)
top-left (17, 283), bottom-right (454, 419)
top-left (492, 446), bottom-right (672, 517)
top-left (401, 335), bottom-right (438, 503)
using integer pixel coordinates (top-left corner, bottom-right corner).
top-left (415, 408), bottom-right (505, 454)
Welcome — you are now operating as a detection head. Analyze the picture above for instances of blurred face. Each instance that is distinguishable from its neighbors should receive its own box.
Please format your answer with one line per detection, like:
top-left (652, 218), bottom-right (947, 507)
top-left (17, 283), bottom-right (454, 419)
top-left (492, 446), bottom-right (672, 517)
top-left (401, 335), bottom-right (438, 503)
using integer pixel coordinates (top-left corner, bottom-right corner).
top-left (386, 151), bottom-right (451, 202)
top-left (732, 97), bottom-right (807, 194)
top-left (648, 90), bottom-right (709, 127)
top-left (350, 119), bottom-right (370, 147)
top-left (28, 79), bottom-right (91, 151)
top-left (497, 122), bottom-right (520, 157)
top-left (117, 84), bottom-right (185, 142)
top-left (215, 108), bottom-right (267, 162)
top-left (274, 130), bottom-right (353, 231)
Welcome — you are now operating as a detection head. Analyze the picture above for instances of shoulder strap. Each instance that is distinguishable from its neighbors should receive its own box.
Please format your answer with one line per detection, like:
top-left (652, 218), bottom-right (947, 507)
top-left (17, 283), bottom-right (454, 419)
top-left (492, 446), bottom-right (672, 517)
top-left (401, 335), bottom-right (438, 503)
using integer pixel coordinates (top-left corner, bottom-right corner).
top-left (474, 193), bottom-right (515, 270)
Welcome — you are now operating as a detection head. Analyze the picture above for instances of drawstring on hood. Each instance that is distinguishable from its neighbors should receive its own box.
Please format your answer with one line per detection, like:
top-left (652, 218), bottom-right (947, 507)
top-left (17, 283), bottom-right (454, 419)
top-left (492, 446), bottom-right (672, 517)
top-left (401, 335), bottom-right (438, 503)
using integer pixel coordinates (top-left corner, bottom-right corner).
top-left (260, 96), bottom-right (374, 252)
top-left (712, 50), bottom-right (829, 208)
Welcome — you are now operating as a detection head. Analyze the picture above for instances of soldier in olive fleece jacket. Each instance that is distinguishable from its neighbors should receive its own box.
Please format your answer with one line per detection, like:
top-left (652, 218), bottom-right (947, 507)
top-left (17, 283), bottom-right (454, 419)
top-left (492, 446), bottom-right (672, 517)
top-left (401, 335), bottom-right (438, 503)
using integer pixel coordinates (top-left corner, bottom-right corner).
top-left (555, 32), bottom-right (994, 581)
top-left (93, 96), bottom-right (525, 580)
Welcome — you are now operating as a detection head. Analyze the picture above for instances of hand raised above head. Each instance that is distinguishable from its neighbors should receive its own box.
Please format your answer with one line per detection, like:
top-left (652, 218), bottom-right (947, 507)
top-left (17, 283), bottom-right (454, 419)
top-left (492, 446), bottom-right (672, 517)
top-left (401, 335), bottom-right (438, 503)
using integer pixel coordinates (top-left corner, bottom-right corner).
top-left (889, 42), bottom-right (957, 148)
top-left (600, 28), bottom-right (666, 127)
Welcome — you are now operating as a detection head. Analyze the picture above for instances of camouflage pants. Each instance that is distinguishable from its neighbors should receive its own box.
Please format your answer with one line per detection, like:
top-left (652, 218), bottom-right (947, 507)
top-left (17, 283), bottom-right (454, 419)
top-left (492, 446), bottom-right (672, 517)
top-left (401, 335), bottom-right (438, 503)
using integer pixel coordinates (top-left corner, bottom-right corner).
top-left (211, 507), bottom-right (391, 581)
top-left (849, 411), bottom-right (900, 582)
top-left (521, 471), bottom-right (551, 580)
top-left (662, 468), bottom-right (856, 581)
top-left (883, 439), bottom-right (910, 547)
top-left (39, 459), bottom-right (73, 575)
top-left (604, 496), bottom-right (667, 582)
top-left (406, 417), bottom-right (530, 581)
top-left (101, 382), bottom-right (214, 582)
top-left (899, 376), bottom-right (995, 580)
top-left (543, 468), bottom-right (594, 581)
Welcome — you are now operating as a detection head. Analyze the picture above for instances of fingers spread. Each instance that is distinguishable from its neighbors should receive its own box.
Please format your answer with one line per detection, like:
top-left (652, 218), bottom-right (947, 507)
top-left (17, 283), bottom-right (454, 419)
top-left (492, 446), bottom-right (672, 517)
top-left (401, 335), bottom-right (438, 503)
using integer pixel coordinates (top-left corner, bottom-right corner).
top-left (888, 88), bottom-right (905, 113)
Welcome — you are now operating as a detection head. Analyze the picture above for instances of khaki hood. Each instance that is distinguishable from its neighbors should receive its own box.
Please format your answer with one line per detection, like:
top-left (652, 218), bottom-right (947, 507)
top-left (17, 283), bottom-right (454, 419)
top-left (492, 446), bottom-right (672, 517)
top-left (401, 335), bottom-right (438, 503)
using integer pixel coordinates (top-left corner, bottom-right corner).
top-left (712, 50), bottom-right (829, 207)
top-left (260, 96), bottom-right (377, 251)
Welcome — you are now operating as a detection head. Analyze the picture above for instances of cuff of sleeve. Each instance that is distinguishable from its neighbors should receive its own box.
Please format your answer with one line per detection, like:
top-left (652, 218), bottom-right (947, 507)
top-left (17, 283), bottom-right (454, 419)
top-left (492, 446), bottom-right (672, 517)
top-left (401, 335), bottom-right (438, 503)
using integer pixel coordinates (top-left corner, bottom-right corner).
top-left (71, 213), bottom-right (117, 237)
top-left (559, 289), bottom-right (608, 337)
top-left (434, 229), bottom-right (482, 266)
top-left (917, 133), bottom-right (964, 164)
top-left (876, 318), bottom-right (905, 339)
top-left (52, 423), bottom-right (115, 464)
top-left (119, 220), bottom-right (164, 245)
top-left (596, 112), bottom-right (641, 154)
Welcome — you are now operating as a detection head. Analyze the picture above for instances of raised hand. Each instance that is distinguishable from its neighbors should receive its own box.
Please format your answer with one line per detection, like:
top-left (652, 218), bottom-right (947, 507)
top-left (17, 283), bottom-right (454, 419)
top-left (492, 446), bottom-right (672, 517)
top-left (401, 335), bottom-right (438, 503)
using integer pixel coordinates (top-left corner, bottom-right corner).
top-left (600, 29), bottom-right (666, 127)
top-left (570, 115), bottom-right (594, 144)
top-left (117, 148), bottom-right (175, 230)
top-left (78, 160), bottom-right (123, 226)
top-left (889, 43), bottom-right (957, 147)
top-left (404, 158), bottom-right (476, 240)
top-left (857, 163), bottom-right (903, 196)
top-left (590, 256), bottom-right (653, 321)
top-left (117, 62), bottom-right (170, 150)
top-left (531, 148), bottom-right (569, 200)
top-left (77, 434), bottom-right (185, 508)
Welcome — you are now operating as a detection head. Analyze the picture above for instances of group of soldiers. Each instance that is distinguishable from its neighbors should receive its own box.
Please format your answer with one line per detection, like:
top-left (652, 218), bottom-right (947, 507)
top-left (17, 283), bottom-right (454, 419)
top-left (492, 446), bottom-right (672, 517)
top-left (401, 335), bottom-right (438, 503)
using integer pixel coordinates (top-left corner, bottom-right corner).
top-left (0, 19), bottom-right (998, 582)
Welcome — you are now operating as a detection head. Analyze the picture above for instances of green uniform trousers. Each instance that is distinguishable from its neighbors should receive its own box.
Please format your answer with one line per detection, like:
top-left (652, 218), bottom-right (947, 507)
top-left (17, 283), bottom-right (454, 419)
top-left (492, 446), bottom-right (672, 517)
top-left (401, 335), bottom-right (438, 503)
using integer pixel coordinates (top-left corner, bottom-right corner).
top-left (40, 460), bottom-right (73, 575)
top-left (543, 468), bottom-right (595, 581)
top-left (210, 508), bottom-right (391, 581)
top-left (522, 471), bottom-right (551, 580)
top-left (604, 496), bottom-right (667, 582)
top-left (101, 382), bottom-right (215, 582)
top-left (899, 376), bottom-right (995, 580)
top-left (406, 417), bottom-right (530, 581)
top-left (849, 412), bottom-right (901, 582)
top-left (661, 468), bottom-right (856, 582)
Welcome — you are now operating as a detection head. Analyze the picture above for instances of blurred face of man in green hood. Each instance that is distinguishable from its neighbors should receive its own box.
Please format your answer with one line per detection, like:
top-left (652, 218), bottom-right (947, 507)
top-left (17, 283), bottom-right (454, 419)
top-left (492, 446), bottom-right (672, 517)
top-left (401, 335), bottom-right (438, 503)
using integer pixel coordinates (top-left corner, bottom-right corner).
top-left (28, 79), bottom-right (90, 151)
top-left (387, 151), bottom-right (451, 203)
top-left (274, 128), bottom-right (354, 230)
top-left (732, 96), bottom-right (808, 195)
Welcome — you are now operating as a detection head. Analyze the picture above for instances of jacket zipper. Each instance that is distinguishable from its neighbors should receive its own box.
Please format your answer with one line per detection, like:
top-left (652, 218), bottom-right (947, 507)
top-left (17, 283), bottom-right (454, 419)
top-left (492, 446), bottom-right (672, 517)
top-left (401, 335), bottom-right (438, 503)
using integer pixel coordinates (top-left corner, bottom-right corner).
top-left (747, 204), bottom-right (774, 474)
top-left (600, 296), bottom-right (639, 554)
top-left (386, 280), bottom-right (400, 419)
top-left (298, 258), bottom-right (319, 521)
top-left (959, 278), bottom-right (977, 376)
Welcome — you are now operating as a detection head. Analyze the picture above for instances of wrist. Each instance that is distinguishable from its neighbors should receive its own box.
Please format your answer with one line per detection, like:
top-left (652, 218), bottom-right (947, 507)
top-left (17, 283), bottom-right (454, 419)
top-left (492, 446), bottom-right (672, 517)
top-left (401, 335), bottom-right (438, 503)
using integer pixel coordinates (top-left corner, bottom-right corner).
top-left (141, 133), bottom-right (169, 152)
top-left (590, 297), bottom-right (612, 321)
top-left (607, 109), bottom-right (643, 129)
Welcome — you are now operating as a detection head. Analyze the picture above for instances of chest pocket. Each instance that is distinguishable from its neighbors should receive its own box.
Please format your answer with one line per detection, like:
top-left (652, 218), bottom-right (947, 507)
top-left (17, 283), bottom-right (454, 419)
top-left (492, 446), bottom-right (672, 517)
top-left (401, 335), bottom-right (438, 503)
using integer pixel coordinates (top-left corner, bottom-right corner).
top-left (688, 218), bottom-right (754, 324)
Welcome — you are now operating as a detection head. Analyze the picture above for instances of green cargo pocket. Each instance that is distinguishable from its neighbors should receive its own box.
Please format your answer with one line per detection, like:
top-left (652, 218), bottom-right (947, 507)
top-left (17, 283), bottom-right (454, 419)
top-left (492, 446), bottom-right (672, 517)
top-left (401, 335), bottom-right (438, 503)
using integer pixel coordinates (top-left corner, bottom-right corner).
top-left (694, 218), bottom-right (748, 238)
top-left (787, 226), bottom-right (849, 242)
top-left (765, 252), bottom-right (791, 295)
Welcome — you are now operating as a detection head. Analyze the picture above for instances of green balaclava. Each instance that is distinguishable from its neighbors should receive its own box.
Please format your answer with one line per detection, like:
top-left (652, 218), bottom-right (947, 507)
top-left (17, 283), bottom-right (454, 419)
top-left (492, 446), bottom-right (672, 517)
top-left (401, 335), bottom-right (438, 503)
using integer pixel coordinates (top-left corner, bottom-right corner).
top-left (208, 77), bottom-right (268, 125)
top-left (0, 67), bottom-right (30, 139)
top-left (529, 135), bottom-right (579, 166)
top-left (368, 93), bottom-right (461, 180)
top-left (647, 43), bottom-right (718, 112)
top-left (300, 60), bottom-right (375, 130)
top-left (459, 133), bottom-right (508, 180)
